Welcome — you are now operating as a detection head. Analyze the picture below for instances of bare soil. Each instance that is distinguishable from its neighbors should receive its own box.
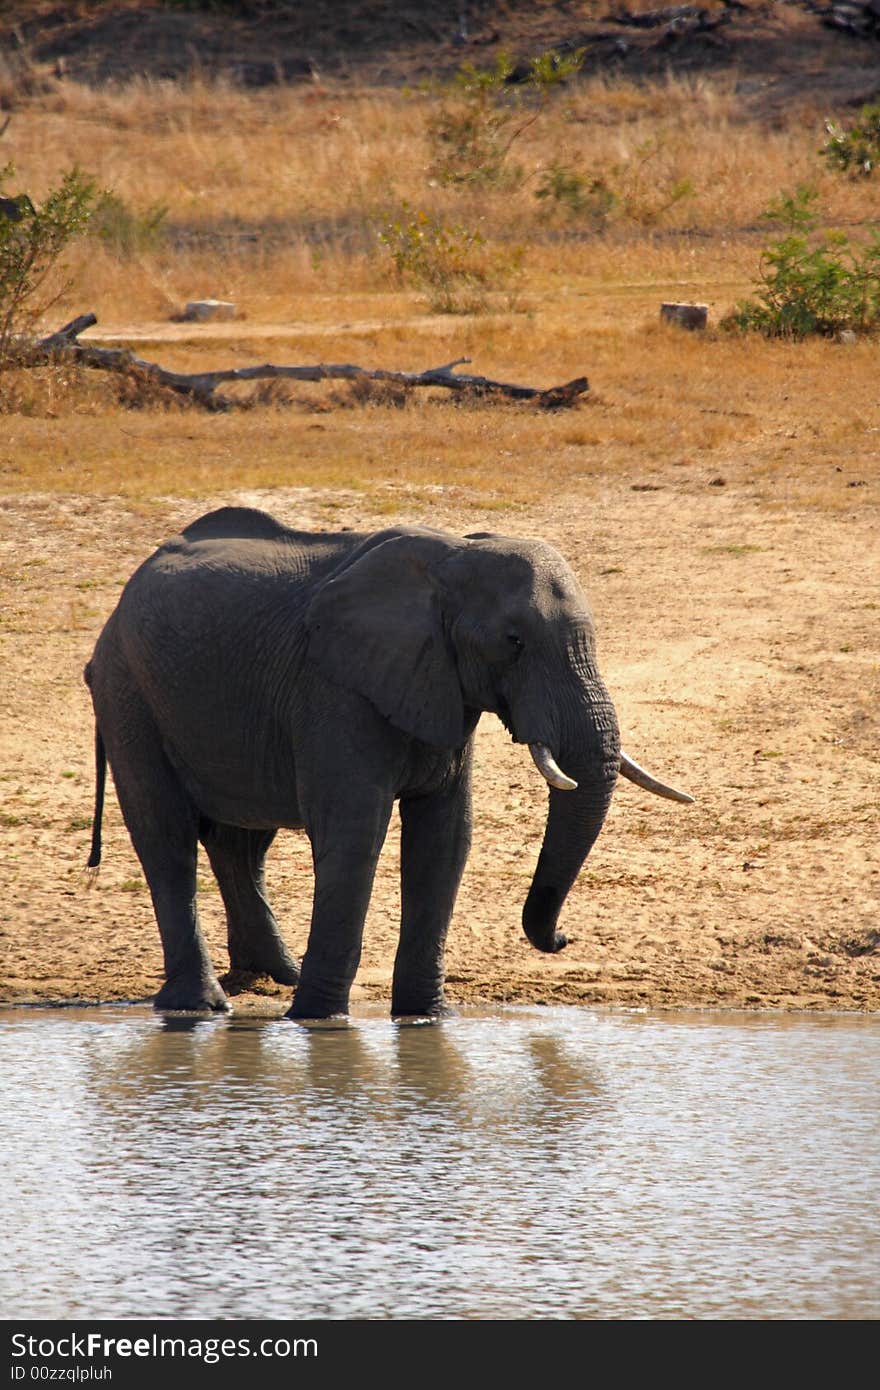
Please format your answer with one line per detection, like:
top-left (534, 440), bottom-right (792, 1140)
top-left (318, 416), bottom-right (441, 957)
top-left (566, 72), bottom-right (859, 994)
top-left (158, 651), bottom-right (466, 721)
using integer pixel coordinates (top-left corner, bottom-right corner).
top-left (4, 0), bottom-right (880, 117)
top-left (1, 456), bottom-right (877, 1018)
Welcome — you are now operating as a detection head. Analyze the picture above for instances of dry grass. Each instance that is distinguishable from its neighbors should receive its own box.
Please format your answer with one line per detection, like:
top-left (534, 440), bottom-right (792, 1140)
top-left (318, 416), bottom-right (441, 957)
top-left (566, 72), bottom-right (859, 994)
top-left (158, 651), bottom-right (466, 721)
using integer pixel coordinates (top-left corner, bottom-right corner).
top-left (0, 67), bottom-right (877, 513)
top-left (14, 68), bottom-right (878, 218)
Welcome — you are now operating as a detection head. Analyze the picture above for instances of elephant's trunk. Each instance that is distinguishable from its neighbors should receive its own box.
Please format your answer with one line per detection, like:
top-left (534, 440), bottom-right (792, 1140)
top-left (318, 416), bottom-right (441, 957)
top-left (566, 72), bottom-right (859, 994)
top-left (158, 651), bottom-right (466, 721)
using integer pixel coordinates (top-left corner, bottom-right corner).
top-left (521, 684), bottom-right (620, 954)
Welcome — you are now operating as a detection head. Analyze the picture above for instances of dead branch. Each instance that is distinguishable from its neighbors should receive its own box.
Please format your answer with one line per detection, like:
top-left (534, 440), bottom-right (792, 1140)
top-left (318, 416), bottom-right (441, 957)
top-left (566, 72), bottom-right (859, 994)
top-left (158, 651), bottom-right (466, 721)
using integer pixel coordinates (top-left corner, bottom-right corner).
top-left (23, 314), bottom-right (589, 411)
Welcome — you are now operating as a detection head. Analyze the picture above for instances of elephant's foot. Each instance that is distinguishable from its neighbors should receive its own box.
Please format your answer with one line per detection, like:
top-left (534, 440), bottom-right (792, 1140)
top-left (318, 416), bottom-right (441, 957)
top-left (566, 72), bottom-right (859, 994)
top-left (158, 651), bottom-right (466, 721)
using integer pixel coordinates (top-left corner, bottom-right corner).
top-left (220, 966), bottom-right (299, 998)
top-left (392, 1001), bottom-right (456, 1022)
top-left (226, 948), bottom-right (301, 988)
top-left (284, 1008), bottom-right (350, 1026)
top-left (154, 973), bottom-right (230, 1013)
top-left (285, 1001), bottom-right (350, 1022)
top-left (284, 943), bottom-right (363, 1020)
top-left (391, 977), bottom-right (450, 1020)
top-left (285, 982), bottom-right (350, 1022)
top-left (386, 1000), bottom-right (453, 1023)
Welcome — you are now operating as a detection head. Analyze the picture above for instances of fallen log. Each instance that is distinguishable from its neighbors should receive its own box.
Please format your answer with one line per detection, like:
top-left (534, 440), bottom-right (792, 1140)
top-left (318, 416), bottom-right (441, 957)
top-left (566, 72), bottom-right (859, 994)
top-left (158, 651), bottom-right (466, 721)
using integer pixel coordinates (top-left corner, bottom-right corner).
top-left (23, 314), bottom-right (589, 411)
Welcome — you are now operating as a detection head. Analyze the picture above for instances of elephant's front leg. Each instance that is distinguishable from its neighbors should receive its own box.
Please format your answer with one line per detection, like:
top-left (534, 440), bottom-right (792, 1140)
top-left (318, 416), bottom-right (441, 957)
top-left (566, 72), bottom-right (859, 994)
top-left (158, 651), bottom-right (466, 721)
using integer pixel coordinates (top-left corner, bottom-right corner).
top-left (286, 792), bottom-right (395, 1020)
top-left (393, 749), bottom-right (473, 1018)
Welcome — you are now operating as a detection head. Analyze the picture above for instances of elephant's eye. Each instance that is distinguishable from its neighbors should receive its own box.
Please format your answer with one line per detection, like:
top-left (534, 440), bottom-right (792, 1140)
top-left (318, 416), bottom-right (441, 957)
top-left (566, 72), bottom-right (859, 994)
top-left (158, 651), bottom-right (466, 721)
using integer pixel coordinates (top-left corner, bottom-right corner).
top-left (506, 632), bottom-right (524, 656)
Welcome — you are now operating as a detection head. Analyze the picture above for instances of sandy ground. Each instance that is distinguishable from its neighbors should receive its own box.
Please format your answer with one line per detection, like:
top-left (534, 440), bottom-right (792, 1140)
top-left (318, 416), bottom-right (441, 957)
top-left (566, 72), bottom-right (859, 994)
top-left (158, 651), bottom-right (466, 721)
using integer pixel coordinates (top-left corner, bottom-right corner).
top-left (1, 442), bottom-right (877, 1018)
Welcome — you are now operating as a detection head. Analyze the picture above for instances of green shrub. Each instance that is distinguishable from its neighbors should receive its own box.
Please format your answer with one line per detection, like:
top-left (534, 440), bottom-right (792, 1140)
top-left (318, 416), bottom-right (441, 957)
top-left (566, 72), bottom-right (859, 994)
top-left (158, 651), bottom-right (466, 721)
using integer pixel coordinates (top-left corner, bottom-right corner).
top-left (534, 140), bottom-right (692, 229)
top-left (820, 103), bottom-right (880, 178)
top-left (379, 206), bottom-right (522, 313)
top-left (89, 190), bottom-right (168, 257)
top-left (535, 163), bottom-right (618, 227)
top-left (721, 185), bottom-right (880, 338)
top-left (426, 47), bottom-right (583, 188)
top-left (0, 164), bottom-right (97, 363)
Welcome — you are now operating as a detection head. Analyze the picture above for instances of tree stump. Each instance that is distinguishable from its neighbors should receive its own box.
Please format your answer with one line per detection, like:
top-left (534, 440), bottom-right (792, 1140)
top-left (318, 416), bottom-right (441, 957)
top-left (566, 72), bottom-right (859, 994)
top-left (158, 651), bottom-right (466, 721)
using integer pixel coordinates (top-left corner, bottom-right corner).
top-left (183, 299), bottom-right (237, 322)
top-left (660, 302), bottom-right (708, 330)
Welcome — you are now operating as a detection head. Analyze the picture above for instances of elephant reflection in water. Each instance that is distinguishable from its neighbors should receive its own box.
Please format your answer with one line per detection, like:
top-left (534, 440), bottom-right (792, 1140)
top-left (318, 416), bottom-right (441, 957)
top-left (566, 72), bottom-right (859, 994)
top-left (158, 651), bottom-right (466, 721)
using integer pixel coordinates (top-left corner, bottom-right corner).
top-left (84, 508), bottom-right (692, 1020)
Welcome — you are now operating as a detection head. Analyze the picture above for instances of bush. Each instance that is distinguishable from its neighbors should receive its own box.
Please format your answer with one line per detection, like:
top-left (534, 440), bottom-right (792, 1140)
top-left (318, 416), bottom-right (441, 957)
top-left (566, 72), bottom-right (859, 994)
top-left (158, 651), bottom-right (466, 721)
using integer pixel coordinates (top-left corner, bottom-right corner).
top-left (426, 47), bottom-right (583, 188)
top-left (720, 186), bottom-right (880, 338)
top-left (820, 103), bottom-right (880, 178)
top-left (534, 140), bottom-right (693, 229)
top-left (535, 163), bottom-right (618, 228)
top-left (89, 191), bottom-right (168, 257)
top-left (0, 164), bottom-right (97, 363)
top-left (379, 206), bottom-right (522, 314)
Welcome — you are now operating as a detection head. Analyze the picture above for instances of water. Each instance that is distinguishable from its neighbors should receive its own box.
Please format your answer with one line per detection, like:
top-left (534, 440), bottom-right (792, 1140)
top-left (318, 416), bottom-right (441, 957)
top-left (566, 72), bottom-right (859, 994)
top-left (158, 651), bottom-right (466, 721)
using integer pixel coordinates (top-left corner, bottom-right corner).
top-left (0, 1004), bottom-right (877, 1320)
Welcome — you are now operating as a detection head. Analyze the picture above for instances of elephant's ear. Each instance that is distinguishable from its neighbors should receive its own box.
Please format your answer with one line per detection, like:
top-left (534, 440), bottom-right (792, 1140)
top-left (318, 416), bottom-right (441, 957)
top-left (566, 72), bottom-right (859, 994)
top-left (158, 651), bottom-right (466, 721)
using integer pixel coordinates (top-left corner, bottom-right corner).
top-left (305, 533), bottom-right (465, 748)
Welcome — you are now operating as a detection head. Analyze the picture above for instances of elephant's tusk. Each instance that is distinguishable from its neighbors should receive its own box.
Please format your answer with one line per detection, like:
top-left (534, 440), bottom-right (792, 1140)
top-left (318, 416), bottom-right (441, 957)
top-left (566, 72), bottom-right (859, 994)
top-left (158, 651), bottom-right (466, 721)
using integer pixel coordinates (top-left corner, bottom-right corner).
top-left (529, 743), bottom-right (578, 791)
top-left (618, 750), bottom-right (694, 804)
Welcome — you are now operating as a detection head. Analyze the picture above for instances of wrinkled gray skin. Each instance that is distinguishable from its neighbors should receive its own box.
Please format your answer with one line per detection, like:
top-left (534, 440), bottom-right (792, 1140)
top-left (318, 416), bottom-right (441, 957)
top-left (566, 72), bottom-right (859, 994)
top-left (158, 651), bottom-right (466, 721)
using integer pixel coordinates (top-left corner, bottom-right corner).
top-left (84, 506), bottom-right (624, 1019)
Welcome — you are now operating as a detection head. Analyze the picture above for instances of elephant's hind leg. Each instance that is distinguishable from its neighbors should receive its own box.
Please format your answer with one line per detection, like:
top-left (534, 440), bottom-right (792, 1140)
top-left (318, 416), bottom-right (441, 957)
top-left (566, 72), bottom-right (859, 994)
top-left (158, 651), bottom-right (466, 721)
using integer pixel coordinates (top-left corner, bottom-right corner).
top-left (200, 823), bottom-right (301, 988)
top-left (96, 682), bottom-right (228, 1012)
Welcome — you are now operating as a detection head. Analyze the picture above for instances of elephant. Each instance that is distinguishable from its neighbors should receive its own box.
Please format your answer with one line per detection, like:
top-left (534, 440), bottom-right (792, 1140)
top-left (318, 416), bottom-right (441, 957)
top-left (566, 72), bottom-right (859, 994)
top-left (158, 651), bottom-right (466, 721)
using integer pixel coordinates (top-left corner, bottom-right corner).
top-left (83, 506), bottom-right (692, 1019)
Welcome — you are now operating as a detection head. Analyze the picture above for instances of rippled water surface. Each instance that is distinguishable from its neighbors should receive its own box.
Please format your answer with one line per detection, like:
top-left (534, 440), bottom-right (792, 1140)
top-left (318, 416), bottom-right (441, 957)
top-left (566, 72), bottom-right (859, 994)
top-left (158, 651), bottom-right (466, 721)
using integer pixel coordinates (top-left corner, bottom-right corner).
top-left (1, 1004), bottom-right (878, 1320)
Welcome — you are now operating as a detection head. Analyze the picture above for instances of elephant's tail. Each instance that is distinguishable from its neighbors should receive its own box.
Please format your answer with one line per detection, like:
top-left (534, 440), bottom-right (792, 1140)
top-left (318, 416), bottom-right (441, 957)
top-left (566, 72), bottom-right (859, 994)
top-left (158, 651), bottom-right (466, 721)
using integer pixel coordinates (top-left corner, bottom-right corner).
top-left (86, 725), bottom-right (106, 881)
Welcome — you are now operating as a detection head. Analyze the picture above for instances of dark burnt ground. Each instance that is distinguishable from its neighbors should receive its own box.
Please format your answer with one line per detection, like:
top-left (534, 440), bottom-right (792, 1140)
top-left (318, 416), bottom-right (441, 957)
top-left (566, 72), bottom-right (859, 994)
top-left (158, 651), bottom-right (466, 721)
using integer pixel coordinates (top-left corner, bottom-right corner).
top-left (2, 2), bottom-right (880, 118)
